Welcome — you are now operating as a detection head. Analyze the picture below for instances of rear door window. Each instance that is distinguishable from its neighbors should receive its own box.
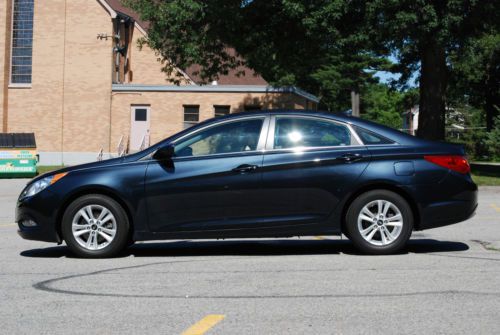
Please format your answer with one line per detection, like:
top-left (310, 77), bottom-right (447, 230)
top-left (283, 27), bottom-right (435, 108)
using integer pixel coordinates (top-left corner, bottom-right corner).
top-left (273, 117), bottom-right (355, 149)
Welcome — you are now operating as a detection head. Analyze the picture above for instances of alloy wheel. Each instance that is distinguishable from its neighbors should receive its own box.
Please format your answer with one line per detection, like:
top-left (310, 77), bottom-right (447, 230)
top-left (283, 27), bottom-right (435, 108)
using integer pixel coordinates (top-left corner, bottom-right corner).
top-left (357, 200), bottom-right (403, 246)
top-left (71, 204), bottom-right (117, 251)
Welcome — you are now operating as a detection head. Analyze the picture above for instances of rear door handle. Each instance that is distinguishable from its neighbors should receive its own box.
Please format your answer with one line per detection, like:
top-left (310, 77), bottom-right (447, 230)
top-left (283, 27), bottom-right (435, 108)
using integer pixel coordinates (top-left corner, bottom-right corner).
top-left (337, 153), bottom-right (363, 163)
top-left (232, 164), bottom-right (258, 173)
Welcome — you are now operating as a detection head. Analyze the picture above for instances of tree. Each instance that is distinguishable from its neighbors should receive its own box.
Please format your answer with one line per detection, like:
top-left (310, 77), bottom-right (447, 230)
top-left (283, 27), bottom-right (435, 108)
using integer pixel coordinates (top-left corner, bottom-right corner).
top-left (360, 83), bottom-right (419, 129)
top-left (124, 0), bottom-right (386, 112)
top-left (448, 33), bottom-right (499, 131)
top-left (361, 83), bottom-right (402, 129)
top-left (125, 0), bottom-right (498, 140)
top-left (365, 0), bottom-right (499, 140)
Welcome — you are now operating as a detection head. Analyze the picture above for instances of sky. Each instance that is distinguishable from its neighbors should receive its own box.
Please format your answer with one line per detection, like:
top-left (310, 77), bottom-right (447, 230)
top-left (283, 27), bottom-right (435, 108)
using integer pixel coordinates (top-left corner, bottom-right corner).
top-left (373, 55), bottom-right (419, 88)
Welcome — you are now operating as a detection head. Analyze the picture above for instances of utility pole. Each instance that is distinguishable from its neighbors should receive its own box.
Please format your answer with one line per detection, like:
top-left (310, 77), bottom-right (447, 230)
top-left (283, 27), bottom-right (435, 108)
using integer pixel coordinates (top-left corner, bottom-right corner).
top-left (351, 90), bottom-right (360, 117)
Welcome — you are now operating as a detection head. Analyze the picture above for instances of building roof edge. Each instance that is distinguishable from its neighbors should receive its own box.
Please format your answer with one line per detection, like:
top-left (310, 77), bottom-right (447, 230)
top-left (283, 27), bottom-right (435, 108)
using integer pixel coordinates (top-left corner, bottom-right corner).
top-left (112, 84), bottom-right (320, 103)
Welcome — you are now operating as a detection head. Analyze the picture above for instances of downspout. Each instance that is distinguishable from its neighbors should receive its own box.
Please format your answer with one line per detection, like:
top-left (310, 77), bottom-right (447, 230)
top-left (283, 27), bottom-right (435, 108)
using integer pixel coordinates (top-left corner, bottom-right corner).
top-left (60, 0), bottom-right (68, 165)
top-left (2, 0), bottom-right (13, 132)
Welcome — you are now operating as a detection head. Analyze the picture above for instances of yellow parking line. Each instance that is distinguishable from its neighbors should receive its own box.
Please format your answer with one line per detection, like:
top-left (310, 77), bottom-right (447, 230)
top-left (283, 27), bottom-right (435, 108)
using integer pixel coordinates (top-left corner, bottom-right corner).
top-left (0, 223), bottom-right (15, 227)
top-left (314, 236), bottom-right (325, 240)
top-left (181, 315), bottom-right (225, 335)
top-left (490, 204), bottom-right (500, 213)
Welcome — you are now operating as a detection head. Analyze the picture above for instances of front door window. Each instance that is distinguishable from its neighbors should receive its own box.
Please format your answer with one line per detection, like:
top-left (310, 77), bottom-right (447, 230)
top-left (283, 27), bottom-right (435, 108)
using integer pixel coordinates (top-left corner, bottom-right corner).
top-left (174, 118), bottom-right (265, 157)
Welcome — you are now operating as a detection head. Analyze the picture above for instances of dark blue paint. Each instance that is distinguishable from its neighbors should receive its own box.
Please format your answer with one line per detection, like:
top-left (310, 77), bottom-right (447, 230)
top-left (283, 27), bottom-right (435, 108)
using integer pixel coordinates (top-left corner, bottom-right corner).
top-left (394, 162), bottom-right (415, 176)
top-left (16, 110), bottom-right (478, 244)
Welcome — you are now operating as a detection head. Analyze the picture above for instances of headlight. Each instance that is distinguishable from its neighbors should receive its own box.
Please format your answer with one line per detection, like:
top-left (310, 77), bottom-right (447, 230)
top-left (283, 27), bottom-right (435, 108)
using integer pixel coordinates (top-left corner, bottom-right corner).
top-left (20, 172), bottom-right (68, 199)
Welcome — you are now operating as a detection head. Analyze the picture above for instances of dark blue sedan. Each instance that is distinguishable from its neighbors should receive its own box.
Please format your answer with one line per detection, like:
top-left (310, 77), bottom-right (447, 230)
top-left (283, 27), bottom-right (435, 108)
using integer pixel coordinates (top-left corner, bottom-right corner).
top-left (17, 111), bottom-right (477, 257)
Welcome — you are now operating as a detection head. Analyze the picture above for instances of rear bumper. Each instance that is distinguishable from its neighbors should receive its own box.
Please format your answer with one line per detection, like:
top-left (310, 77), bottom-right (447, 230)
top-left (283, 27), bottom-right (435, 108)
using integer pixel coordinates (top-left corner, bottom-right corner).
top-left (415, 172), bottom-right (478, 230)
top-left (419, 198), bottom-right (477, 230)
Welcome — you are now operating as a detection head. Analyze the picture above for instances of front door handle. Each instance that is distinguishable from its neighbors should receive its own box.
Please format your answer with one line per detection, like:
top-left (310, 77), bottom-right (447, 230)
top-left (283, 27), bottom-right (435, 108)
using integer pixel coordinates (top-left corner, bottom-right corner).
top-left (337, 153), bottom-right (363, 163)
top-left (232, 164), bottom-right (258, 173)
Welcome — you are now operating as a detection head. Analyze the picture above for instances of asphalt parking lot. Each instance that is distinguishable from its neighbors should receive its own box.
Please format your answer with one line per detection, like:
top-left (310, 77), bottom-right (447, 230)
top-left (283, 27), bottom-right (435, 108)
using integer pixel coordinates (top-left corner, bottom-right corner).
top-left (0, 179), bottom-right (499, 334)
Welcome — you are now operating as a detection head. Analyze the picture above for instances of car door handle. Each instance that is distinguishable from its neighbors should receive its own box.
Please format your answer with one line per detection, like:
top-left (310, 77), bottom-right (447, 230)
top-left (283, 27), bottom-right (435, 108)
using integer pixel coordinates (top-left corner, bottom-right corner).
top-left (337, 153), bottom-right (363, 163)
top-left (232, 164), bottom-right (258, 173)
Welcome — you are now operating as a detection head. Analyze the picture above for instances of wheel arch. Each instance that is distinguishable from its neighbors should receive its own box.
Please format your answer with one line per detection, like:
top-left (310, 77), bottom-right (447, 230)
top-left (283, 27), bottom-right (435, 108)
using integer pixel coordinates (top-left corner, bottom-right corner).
top-left (340, 182), bottom-right (421, 234)
top-left (56, 186), bottom-right (135, 242)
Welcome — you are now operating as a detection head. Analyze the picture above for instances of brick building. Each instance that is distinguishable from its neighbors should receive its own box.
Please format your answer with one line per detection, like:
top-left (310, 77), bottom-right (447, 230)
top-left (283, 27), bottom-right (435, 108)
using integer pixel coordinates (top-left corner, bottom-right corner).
top-left (0, 0), bottom-right (318, 165)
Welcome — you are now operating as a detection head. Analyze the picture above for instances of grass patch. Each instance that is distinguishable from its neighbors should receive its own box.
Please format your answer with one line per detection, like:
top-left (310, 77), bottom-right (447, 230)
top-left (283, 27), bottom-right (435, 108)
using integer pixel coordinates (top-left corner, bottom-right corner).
top-left (472, 173), bottom-right (500, 186)
top-left (37, 165), bottom-right (64, 175)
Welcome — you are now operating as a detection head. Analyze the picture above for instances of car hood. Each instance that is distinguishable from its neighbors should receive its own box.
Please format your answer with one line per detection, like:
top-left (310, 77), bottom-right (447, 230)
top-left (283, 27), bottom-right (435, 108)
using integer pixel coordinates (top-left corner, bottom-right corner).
top-left (30, 152), bottom-right (146, 183)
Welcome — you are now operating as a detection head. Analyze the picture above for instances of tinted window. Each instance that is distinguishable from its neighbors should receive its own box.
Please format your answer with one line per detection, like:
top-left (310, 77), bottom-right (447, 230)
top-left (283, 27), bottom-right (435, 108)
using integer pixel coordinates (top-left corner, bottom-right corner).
top-left (175, 119), bottom-right (264, 157)
top-left (353, 126), bottom-right (394, 145)
top-left (274, 117), bottom-right (353, 149)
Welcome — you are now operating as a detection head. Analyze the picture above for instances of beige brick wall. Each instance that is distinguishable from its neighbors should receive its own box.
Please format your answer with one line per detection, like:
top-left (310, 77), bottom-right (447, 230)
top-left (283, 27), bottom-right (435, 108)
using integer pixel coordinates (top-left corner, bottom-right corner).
top-left (7, 0), bottom-right (66, 151)
top-left (61, 0), bottom-right (112, 153)
top-left (7, 0), bottom-right (113, 153)
top-left (128, 27), bottom-right (192, 85)
top-left (111, 91), bottom-right (307, 149)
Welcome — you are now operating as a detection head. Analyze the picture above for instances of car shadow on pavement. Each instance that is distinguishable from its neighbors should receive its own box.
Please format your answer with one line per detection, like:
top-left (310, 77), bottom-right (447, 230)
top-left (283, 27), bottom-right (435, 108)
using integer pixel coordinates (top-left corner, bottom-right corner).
top-left (20, 238), bottom-right (469, 258)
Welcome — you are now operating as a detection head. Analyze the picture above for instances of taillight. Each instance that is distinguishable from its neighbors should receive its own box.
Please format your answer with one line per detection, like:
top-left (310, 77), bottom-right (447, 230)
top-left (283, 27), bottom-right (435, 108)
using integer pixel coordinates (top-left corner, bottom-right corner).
top-left (424, 155), bottom-right (470, 174)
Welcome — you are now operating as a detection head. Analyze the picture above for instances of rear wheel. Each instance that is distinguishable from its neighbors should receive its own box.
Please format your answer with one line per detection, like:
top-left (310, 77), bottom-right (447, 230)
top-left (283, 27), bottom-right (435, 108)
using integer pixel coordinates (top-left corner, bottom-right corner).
top-left (345, 190), bottom-right (413, 255)
top-left (61, 194), bottom-right (129, 258)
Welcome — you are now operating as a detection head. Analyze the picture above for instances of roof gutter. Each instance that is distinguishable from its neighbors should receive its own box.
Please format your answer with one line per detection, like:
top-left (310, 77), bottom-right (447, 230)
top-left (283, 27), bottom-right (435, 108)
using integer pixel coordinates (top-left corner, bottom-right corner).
top-left (112, 84), bottom-right (320, 103)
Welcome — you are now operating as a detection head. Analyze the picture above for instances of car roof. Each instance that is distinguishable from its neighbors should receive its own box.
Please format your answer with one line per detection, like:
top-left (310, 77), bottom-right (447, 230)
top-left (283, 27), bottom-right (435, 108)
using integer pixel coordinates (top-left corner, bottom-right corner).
top-left (143, 109), bottom-right (421, 155)
top-left (215, 110), bottom-right (420, 145)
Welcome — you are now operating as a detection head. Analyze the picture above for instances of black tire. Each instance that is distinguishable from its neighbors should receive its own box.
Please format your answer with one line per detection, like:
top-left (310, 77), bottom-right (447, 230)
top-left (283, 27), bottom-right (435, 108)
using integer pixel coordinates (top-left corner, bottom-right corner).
top-left (345, 190), bottom-right (413, 255)
top-left (61, 194), bottom-right (130, 258)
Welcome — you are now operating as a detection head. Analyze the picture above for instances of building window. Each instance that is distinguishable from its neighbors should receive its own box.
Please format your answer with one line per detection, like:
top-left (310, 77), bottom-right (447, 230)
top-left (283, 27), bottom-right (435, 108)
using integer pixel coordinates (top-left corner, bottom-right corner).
top-left (244, 105), bottom-right (261, 112)
top-left (214, 105), bottom-right (230, 117)
top-left (10, 0), bottom-right (34, 85)
top-left (183, 105), bottom-right (199, 129)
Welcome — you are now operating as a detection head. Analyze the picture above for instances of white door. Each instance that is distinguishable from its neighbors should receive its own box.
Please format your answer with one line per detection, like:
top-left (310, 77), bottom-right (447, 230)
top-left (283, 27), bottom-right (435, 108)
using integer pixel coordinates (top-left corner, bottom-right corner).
top-left (130, 106), bottom-right (150, 152)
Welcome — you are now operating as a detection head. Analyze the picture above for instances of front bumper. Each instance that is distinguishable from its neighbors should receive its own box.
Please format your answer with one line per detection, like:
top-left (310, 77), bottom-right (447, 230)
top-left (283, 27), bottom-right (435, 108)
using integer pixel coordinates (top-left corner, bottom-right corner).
top-left (16, 190), bottom-right (62, 243)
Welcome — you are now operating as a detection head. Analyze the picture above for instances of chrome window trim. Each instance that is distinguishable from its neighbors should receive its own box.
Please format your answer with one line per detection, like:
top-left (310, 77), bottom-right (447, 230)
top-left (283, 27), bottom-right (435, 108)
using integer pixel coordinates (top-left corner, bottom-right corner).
top-left (347, 123), bottom-right (364, 145)
top-left (256, 116), bottom-right (271, 151)
top-left (264, 115), bottom-right (277, 151)
top-left (266, 115), bottom-right (363, 151)
top-left (261, 145), bottom-right (368, 156)
top-left (171, 149), bottom-right (264, 162)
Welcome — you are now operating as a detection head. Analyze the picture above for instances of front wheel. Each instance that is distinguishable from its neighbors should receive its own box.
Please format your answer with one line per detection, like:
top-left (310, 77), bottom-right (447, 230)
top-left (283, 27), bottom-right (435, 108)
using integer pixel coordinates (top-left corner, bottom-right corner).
top-left (345, 190), bottom-right (413, 255)
top-left (61, 194), bottom-right (130, 258)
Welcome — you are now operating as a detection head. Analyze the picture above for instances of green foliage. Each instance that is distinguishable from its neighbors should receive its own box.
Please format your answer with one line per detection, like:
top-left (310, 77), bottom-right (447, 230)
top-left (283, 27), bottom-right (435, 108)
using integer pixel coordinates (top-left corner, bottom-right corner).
top-left (124, 0), bottom-right (499, 146)
top-left (124, 0), bottom-right (388, 112)
top-left (448, 32), bottom-right (500, 130)
top-left (360, 84), bottom-right (403, 129)
top-left (485, 116), bottom-right (500, 160)
top-left (445, 106), bottom-right (500, 161)
top-left (366, 0), bottom-right (498, 86)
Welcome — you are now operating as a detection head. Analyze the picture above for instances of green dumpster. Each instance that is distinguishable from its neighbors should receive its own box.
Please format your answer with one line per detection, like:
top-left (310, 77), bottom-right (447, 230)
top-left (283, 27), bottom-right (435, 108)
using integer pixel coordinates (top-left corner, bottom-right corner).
top-left (0, 133), bottom-right (37, 178)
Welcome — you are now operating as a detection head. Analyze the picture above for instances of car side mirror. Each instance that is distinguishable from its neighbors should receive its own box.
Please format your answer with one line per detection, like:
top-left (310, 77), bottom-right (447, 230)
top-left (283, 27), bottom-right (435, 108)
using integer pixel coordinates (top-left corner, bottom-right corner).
top-left (153, 145), bottom-right (175, 161)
